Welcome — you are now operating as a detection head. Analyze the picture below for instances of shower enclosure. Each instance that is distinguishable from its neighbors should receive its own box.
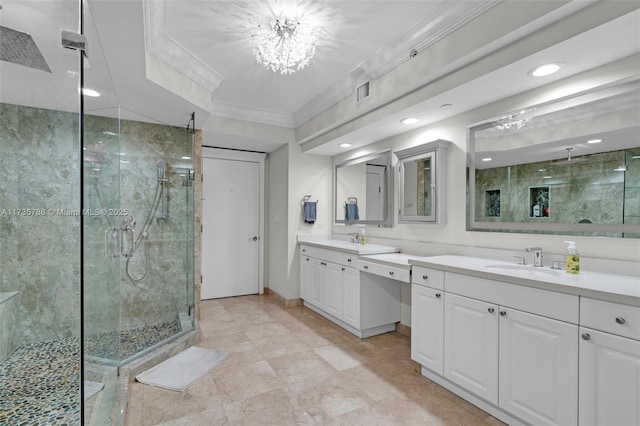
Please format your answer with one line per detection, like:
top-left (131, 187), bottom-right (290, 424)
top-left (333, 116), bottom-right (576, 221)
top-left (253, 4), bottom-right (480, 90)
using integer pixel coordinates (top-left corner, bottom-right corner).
top-left (0, 1), bottom-right (196, 424)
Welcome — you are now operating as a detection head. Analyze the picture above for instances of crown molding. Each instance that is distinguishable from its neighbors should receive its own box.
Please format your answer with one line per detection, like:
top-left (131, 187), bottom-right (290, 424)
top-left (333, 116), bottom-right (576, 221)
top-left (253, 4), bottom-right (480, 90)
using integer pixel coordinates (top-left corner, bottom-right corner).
top-left (143, 0), bottom-right (224, 94)
top-left (210, 100), bottom-right (296, 128)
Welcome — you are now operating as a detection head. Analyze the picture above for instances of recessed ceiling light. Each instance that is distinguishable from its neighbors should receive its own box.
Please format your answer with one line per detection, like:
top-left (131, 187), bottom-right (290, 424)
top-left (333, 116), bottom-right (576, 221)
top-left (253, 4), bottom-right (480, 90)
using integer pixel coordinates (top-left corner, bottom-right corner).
top-left (401, 117), bottom-right (419, 125)
top-left (82, 88), bottom-right (100, 97)
top-left (339, 143), bottom-right (352, 148)
top-left (587, 139), bottom-right (602, 144)
top-left (482, 157), bottom-right (492, 162)
top-left (529, 63), bottom-right (562, 77)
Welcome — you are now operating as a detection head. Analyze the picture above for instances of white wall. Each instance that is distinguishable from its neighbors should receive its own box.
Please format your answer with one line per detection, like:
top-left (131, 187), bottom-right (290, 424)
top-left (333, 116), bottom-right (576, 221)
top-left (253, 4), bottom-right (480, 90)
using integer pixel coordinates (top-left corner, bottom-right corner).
top-left (266, 144), bottom-right (289, 296)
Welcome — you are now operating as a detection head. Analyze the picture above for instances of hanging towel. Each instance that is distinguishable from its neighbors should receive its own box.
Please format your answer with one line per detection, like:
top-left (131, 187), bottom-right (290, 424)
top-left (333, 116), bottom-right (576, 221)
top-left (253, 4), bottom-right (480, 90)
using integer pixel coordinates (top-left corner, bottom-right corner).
top-left (304, 201), bottom-right (317, 224)
top-left (345, 203), bottom-right (359, 221)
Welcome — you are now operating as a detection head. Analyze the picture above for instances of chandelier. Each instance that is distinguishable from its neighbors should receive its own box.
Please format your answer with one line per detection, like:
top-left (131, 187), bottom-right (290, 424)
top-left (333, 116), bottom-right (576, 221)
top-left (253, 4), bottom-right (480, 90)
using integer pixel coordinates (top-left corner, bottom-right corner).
top-left (249, 15), bottom-right (320, 74)
top-left (492, 109), bottom-right (534, 130)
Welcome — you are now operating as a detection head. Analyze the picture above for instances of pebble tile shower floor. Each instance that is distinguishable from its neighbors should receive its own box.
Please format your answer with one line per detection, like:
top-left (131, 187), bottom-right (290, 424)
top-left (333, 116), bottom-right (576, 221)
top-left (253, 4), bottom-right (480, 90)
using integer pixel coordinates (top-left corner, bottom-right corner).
top-left (0, 321), bottom-right (180, 425)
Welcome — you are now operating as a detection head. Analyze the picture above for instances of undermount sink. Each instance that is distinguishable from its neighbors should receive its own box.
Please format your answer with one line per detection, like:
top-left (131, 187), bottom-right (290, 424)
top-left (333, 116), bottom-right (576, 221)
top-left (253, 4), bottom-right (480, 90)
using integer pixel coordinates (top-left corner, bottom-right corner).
top-left (485, 264), bottom-right (564, 275)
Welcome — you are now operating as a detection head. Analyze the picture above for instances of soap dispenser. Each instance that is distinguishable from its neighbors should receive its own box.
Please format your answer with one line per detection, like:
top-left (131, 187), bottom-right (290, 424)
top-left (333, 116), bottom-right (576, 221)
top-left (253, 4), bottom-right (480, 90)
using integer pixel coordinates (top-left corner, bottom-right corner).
top-left (359, 228), bottom-right (366, 245)
top-left (564, 241), bottom-right (580, 274)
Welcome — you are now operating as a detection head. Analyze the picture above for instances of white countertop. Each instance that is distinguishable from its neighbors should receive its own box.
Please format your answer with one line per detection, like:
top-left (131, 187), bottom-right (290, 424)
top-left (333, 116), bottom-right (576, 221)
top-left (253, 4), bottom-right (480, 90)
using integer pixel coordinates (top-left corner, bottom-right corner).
top-left (298, 236), bottom-right (400, 255)
top-left (360, 253), bottom-right (414, 270)
top-left (409, 255), bottom-right (640, 305)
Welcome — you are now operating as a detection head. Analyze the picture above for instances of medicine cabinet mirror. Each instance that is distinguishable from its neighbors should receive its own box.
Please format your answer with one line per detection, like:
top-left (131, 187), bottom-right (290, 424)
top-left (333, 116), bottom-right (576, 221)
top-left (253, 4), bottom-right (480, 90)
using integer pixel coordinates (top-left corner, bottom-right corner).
top-left (334, 150), bottom-right (393, 227)
top-left (468, 77), bottom-right (640, 238)
top-left (397, 140), bottom-right (451, 223)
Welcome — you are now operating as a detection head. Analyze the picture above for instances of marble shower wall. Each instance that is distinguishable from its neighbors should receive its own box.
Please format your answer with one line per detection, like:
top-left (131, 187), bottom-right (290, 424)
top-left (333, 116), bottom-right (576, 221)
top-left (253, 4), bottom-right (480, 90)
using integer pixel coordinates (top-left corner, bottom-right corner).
top-left (0, 103), bottom-right (194, 352)
top-left (475, 149), bottom-right (639, 234)
top-left (0, 104), bottom-right (81, 345)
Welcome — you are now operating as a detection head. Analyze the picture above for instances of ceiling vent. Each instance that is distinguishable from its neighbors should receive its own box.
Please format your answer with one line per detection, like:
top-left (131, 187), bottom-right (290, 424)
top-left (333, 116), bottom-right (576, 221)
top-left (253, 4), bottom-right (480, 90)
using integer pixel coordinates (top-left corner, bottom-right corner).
top-left (356, 81), bottom-right (370, 103)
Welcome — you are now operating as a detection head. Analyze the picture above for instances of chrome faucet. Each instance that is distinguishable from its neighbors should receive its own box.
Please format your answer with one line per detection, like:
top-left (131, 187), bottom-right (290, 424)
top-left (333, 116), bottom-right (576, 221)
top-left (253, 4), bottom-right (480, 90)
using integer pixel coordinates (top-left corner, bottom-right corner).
top-left (525, 247), bottom-right (543, 267)
top-left (348, 233), bottom-right (360, 243)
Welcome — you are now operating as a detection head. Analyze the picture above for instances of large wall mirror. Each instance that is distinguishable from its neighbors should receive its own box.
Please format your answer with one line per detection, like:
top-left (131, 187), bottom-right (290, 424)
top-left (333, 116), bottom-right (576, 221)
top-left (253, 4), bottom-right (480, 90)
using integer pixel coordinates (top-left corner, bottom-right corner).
top-left (334, 150), bottom-right (393, 227)
top-left (397, 140), bottom-right (451, 224)
top-left (468, 77), bottom-right (640, 238)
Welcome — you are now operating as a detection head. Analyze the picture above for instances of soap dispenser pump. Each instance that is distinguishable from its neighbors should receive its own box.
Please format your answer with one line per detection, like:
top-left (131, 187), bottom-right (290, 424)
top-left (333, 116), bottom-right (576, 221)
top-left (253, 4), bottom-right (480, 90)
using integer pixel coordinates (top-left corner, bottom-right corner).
top-left (564, 241), bottom-right (580, 274)
top-left (359, 228), bottom-right (366, 245)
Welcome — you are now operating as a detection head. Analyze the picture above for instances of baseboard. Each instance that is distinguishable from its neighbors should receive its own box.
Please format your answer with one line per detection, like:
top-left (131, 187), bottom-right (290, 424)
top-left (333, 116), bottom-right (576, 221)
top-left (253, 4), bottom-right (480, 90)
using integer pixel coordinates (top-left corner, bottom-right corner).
top-left (396, 322), bottom-right (411, 338)
top-left (264, 288), bottom-right (303, 308)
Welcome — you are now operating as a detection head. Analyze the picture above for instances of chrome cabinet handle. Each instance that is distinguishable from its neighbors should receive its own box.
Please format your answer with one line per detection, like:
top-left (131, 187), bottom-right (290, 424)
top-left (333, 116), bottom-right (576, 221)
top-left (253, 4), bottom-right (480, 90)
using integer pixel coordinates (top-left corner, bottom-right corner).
top-left (321, 262), bottom-right (327, 266)
top-left (252, 236), bottom-right (258, 241)
top-left (347, 258), bottom-right (352, 263)
top-left (615, 317), bottom-right (626, 325)
top-left (582, 333), bottom-right (591, 341)
top-left (305, 258), bottom-right (309, 261)
top-left (389, 271), bottom-right (394, 276)
top-left (422, 275), bottom-right (428, 280)
top-left (435, 293), bottom-right (441, 299)
top-left (488, 308), bottom-right (495, 313)
top-left (499, 311), bottom-right (507, 317)
top-left (363, 265), bottom-right (369, 269)
top-left (341, 267), bottom-right (345, 271)
top-left (302, 248), bottom-right (306, 252)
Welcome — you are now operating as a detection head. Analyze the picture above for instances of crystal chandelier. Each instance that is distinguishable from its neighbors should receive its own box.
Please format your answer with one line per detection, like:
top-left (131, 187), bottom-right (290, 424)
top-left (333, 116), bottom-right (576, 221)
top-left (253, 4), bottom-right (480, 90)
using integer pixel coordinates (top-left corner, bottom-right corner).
top-left (249, 15), bottom-right (320, 74)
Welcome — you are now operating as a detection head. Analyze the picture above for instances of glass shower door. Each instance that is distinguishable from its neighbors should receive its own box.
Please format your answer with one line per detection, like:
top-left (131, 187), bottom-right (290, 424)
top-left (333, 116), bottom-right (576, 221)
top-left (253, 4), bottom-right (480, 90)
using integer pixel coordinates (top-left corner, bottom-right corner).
top-left (0, 0), bottom-right (82, 424)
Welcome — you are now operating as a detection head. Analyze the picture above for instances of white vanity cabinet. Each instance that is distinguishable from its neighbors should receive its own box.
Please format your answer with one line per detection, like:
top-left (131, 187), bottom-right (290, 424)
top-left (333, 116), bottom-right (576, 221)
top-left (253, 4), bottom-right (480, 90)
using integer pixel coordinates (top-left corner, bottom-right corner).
top-left (413, 268), bottom-right (580, 426)
top-left (299, 244), bottom-right (400, 338)
top-left (411, 266), bottom-right (445, 374)
top-left (578, 298), bottom-right (640, 426)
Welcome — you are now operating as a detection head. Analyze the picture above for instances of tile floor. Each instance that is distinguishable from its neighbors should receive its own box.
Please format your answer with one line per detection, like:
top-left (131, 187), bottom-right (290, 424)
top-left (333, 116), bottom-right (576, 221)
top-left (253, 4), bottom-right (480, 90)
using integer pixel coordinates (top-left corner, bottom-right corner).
top-left (126, 294), bottom-right (504, 425)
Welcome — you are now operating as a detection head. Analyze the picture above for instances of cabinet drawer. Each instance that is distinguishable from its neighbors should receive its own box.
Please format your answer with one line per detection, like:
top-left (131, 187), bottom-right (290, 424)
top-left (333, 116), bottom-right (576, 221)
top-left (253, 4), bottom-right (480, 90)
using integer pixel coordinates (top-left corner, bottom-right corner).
top-left (299, 245), bottom-right (343, 265)
top-left (360, 261), bottom-right (410, 283)
top-left (342, 253), bottom-right (360, 269)
top-left (412, 266), bottom-right (444, 290)
top-left (580, 297), bottom-right (640, 341)
top-left (446, 272), bottom-right (578, 324)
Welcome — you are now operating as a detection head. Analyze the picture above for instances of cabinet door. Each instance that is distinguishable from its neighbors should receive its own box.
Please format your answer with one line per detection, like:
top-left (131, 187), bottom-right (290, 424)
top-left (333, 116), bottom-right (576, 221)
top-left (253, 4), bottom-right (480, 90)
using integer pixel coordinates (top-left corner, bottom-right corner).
top-left (411, 284), bottom-right (444, 374)
top-left (325, 262), bottom-right (343, 319)
top-left (342, 267), bottom-right (360, 328)
top-left (444, 293), bottom-right (499, 404)
top-left (310, 258), bottom-right (326, 308)
top-left (299, 255), bottom-right (312, 301)
top-left (499, 308), bottom-right (578, 426)
top-left (579, 327), bottom-right (640, 426)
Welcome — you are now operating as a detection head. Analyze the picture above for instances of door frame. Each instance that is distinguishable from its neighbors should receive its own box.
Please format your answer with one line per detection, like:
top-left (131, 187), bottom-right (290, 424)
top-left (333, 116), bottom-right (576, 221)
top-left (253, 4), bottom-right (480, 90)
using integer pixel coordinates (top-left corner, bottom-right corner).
top-left (202, 147), bottom-right (266, 295)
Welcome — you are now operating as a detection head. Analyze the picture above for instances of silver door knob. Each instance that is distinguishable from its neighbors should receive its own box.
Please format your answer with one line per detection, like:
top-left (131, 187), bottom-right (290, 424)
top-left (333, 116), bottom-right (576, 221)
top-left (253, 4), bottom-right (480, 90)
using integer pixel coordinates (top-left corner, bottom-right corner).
top-left (488, 308), bottom-right (495, 313)
top-left (582, 333), bottom-right (591, 341)
top-left (615, 317), bottom-right (626, 325)
top-left (499, 311), bottom-right (507, 317)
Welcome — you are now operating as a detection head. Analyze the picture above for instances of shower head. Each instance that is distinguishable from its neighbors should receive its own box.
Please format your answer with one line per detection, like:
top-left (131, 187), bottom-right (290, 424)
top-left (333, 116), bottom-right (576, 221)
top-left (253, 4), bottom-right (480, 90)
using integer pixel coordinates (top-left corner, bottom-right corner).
top-left (550, 148), bottom-right (588, 166)
top-left (156, 160), bottom-right (167, 182)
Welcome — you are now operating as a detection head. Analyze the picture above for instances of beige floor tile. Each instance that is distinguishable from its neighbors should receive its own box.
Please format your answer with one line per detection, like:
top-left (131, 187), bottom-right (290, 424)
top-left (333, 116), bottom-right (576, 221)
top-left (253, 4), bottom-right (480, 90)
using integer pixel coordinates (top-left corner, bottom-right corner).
top-left (125, 294), bottom-right (496, 426)
top-left (314, 345), bottom-right (363, 371)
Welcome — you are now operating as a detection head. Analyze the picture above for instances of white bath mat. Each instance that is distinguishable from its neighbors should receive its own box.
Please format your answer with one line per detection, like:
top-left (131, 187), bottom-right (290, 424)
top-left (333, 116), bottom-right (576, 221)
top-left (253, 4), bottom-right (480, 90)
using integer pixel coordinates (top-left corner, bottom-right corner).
top-left (84, 380), bottom-right (104, 400)
top-left (135, 346), bottom-right (229, 392)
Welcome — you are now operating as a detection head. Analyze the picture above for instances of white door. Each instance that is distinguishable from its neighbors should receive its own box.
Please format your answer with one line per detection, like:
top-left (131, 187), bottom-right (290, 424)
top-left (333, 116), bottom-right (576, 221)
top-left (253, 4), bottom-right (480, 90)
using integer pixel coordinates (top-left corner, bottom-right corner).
top-left (342, 267), bottom-right (360, 328)
top-left (202, 155), bottom-right (262, 299)
top-left (366, 165), bottom-right (385, 221)
top-left (499, 308), bottom-right (578, 426)
top-left (579, 327), bottom-right (640, 426)
top-left (325, 262), bottom-right (343, 319)
top-left (444, 293), bottom-right (499, 404)
top-left (411, 284), bottom-right (444, 375)
top-left (299, 254), bottom-right (312, 301)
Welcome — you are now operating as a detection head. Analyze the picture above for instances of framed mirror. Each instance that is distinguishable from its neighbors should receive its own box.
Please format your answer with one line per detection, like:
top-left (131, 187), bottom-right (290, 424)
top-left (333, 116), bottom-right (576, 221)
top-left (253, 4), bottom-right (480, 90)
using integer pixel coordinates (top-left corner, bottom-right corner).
top-left (468, 77), bottom-right (640, 238)
top-left (334, 150), bottom-right (393, 227)
top-left (397, 140), bottom-right (451, 224)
